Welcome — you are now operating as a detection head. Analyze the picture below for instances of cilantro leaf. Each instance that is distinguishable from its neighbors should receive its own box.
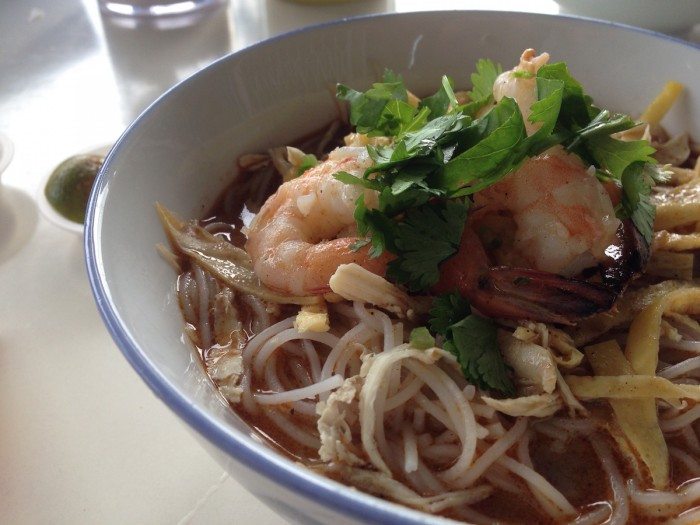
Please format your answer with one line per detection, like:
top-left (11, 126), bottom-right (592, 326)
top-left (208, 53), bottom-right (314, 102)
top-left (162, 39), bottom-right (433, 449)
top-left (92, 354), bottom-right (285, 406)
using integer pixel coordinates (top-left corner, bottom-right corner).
top-left (428, 293), bottom-right (471, 335)
top-left (428, 293), bottom-right (514, 394)
top-left (513, 70), bottom-right (534, 79)
top-left (333, 170), bottom-right (381, 191)
top-left (586, 135), bottom-right (656, 180)
top-left (574, 109), bottom-right (638, 141)
top-left (335, 57), bottom-right (662, 288)
top-left (440, 96), bottom-right (528, 193)
top-left (400, 106), bottom-right (432, 136)
top-left (336, 84), bottom-right (387, 132)
top-left (296, 154), bottom-right (318, 177)
top-left (565, 109), bottom-right (641, 164)
top-left (420, 76), bottom-right (455, 119)
top-left (386, 200), bottom-right (469, 291)
top-left (397, 112), bottom-right (469, 161)
top-left (445, 315), bottom-right (515, 395)
top-left (379, 184), bottom-right (434, 217)
top-left (468, 59), bottom-right (502, 102)
top-left (524, 76), bottom-right (565, 152)
top-left (618, 162), bottom-right (657, 245)
top-left (364, 112), bottom-right (469, 174)
top-left (459, 59), bottom-right (502, 118)
top-left (377, 99), bottom-right (419, 137)
top-left (336, 69), bottom-right (408, 135)
top-left (536, 62), bottom-right (595, 128)
top-left (352, 194), bottom-right (399, 257)
top-left (409, 327), bottom-right (435, 349)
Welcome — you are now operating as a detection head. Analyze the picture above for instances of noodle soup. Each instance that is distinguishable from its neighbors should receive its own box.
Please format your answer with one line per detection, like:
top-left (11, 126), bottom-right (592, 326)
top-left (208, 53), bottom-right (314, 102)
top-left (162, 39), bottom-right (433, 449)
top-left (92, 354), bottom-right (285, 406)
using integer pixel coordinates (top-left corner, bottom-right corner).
top-left (158, 50), bottom-right (700, 524)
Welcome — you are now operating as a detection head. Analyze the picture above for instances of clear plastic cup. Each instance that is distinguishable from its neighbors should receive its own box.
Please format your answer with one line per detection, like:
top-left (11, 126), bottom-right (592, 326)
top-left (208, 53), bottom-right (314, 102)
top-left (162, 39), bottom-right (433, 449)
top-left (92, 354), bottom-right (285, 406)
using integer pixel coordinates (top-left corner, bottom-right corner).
top-left (98, 0), bottom-right (227, 17)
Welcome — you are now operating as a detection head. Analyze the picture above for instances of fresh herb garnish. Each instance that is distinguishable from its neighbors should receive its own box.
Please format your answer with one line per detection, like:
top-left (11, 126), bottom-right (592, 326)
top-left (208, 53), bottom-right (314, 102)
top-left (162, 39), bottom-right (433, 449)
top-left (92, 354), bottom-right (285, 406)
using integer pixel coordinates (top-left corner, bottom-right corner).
top-left (535, 62), bottom-right (595, 128)
top-left (420, 76), bottom-right (456, 119)
top-left (585, 133), bottom-right (656, 181)
top-left (467, 59), bottom-right (502, 108)
top-left (428, 293), bottom-right (514, 395)
top-left (296, 153), bottom-right (318, 177)
top-left (334, 56), bottom-right (663, 292)
top-left (409, 327), bottom-right (435, 349)
top-left (441, 59), bottom-right (501, 118)
top-left (617, 161), bottom-right (669, 245)
top-left (428, 292), bottom-right (471, 335)
top-left (337, 69), bottom-right (408, 136)
top-left (441, 96), bottom-right (528, 193)
top-left (386, 199), bottom-right (469, 291)
top-left (513, 70), bottom-right (534, 79)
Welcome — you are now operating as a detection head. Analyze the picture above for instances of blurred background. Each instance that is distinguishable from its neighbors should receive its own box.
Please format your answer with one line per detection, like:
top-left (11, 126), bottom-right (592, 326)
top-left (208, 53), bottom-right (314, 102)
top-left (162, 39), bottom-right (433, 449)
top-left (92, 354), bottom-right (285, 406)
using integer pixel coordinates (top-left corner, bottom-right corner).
top-left (0, 1), bottom-right (698, 523)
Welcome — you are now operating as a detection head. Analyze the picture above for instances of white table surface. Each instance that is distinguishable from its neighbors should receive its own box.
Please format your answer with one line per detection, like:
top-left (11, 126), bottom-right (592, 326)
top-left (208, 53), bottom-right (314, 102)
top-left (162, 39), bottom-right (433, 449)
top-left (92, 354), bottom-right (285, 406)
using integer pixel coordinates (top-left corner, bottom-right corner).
top-left (2, 1), bottom-right (696, 523)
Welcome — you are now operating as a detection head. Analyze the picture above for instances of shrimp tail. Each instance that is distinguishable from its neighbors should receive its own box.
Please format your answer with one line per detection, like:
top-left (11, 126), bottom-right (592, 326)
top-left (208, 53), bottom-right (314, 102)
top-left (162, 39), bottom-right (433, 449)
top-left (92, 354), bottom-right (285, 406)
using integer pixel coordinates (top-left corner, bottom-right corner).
top-left (435, 227), bottom-right (617, 325)
top-left (473, 267), bottom-right (617, 325)
top-left (600, 219), bottom-right (651, 293)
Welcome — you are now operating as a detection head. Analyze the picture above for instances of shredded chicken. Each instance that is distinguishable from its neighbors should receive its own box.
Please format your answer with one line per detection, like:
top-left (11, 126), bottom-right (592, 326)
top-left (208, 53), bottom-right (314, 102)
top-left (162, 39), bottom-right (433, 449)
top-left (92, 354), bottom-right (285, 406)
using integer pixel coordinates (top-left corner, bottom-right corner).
top-left (482, 393), bottom-right (562, 418)
top-left (329, 263), bottom-right (428, 318)
top-left (317, 376), bottom-right (366, 466)
top-left (499, 331), bottom-right (557, 394)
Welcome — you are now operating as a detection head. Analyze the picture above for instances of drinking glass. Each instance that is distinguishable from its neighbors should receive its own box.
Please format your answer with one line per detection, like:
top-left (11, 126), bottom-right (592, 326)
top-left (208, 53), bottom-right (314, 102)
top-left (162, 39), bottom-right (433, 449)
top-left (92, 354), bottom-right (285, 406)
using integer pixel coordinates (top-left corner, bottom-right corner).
top-left (98, 0), bottom-right (227, 17)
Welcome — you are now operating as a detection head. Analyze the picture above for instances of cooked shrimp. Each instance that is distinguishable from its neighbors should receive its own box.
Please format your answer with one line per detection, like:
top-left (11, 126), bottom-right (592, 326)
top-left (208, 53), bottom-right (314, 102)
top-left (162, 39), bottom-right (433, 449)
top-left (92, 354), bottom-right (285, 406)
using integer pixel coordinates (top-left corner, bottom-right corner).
top-left (435, 226), bottom-right (617, 325)
top-left (492, 48), bottom-right (550, 135)
top-left (245, 152), bottom-right (389, 296)
top-left (473, 146), bottom-right (621, 277)
top-left (435, 148), bottom-right (645, 324)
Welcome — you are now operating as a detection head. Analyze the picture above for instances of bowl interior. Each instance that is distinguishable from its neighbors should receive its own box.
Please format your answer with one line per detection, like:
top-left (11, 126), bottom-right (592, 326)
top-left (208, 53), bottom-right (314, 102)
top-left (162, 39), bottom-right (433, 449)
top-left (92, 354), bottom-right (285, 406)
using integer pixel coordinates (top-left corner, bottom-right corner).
top-left (86, 11), bottom-right (700, 524)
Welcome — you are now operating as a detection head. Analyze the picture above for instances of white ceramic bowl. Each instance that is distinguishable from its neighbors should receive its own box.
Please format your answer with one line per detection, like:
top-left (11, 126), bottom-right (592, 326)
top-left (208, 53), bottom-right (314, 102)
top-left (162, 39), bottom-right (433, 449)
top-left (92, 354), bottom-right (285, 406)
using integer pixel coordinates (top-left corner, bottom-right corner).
top-left (85, 11), bottom-right (700, 525)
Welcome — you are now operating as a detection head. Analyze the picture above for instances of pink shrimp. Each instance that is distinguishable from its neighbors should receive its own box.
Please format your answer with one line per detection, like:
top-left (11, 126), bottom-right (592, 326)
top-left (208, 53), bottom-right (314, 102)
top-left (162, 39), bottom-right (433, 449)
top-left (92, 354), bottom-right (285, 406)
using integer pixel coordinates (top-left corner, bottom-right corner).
top-left (473, 147), bottom-right (621, 277)
top-left (492, 48), bottom-right (551, 135)
top-left (245, 153), bottom-right (391, 296)
top-left (434, 149), bottom-right (643, 324)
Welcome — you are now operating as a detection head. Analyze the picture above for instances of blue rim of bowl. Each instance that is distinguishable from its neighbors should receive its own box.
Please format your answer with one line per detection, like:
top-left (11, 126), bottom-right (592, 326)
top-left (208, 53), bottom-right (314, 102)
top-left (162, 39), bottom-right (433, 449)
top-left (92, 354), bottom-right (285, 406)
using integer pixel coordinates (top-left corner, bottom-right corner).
top-left (85, 10), bottom-right (700, 524)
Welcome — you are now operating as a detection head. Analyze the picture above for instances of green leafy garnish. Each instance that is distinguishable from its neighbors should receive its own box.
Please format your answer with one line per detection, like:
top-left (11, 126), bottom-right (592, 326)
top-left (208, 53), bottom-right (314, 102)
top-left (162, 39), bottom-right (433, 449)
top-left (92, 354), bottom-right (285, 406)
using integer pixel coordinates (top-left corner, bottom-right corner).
top-left (420, 76), bottom-right (456, 119)
top-left (569, 109), bottom-right (638, 145)
top-left (446, 315), bottom-right (514, 395)
top-left (441, 96), bottom-right (528, 193)
top-left (409, 327), bottom-right (435, 349)
top-left (334, 56), bottom-right (663, 294)
top-left (536, 62), bottom-right (595, 128)
top-left (336, 69), bottom-right (409, 136)
top-left (525, 76), bottom-right (565, 150)
top-left (513, 70), bottom-right (534, 79)
top-left (386, 199), bottom-right (469, 291)
top-left (296, 153), bottom-right (318, 177)
top-left (428, 293), bottom-right (471, 335)
top-left (467, 59), bottom-right (502, 104)
top-left (460, 59), bottom-right (503, 118)
top-left (617, 162), bottom-right (667, 245)
top-left (585, 135), bottom-right (656, 181)
top-left (428, 293), bottom-right (514, 395)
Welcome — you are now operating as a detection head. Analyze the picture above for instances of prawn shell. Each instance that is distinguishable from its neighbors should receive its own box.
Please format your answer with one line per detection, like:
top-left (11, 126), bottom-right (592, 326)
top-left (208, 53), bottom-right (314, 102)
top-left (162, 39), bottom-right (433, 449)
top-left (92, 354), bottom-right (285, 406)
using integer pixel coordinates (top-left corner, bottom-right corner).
top-left (600, 219), bottom-right (651, 293)
top-left (435, 227), bottom-right (617, 325)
